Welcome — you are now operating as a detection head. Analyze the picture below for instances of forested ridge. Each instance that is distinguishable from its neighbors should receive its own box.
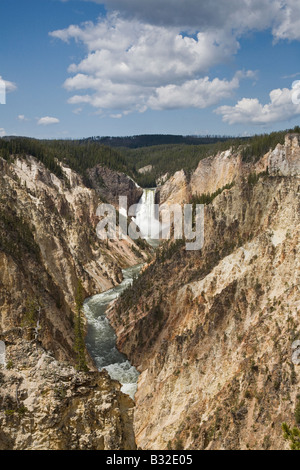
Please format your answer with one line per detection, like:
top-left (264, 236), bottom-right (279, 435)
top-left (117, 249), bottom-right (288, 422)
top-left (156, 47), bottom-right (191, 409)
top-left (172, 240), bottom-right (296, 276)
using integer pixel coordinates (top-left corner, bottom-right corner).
top-left (0, 127), bottom-right (298, 188)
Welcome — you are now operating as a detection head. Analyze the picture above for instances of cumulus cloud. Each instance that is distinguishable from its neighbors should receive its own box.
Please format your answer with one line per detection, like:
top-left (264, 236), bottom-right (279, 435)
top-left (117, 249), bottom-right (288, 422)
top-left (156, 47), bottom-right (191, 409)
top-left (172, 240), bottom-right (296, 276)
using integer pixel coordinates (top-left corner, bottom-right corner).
top-left (76, 0), bottom-right (280, 33)
top-left (216, 82), bottom-right (300, 125)
top-left (53, 1), bottom-right (300, 117)
top-left (272, 0), bottom-right (300, 41)
top-left (75, 0), bottom-right (300, 41)
top-left (148, 76), bottom-right (238, 111)
top-left (37, 116), bottom-right (60, 126)
top-left (0, 128), bottom-right (6, 137)
top-left (148, 71), bottom-right (256, 110)
top-left (52, 14), bottom-right (238, 85)
top-left (51, 14), bottom-right (242, 114)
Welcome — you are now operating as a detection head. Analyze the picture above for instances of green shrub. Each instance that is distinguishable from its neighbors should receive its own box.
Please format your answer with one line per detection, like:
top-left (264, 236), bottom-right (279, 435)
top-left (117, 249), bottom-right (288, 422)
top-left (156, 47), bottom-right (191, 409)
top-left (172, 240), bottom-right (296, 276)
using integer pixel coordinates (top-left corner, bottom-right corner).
top-left (282, 423), bottom-right (300, 450)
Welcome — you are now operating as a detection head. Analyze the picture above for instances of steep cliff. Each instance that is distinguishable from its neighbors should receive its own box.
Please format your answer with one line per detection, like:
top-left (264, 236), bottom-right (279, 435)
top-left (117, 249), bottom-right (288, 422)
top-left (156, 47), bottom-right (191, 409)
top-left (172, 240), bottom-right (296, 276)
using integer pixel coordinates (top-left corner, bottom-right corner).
top-left (0, 329), bottom-right (135, 450)
top-left (0, 155), bottom-right (147, 362)
top-left (109, 134), bottom-right (300, 450)
top-left (0, 154), bottom-right (147, 450)
top-left (86, 165), bottom-right (143, 208)
top-left (157, 143), bottom-right (269, 207)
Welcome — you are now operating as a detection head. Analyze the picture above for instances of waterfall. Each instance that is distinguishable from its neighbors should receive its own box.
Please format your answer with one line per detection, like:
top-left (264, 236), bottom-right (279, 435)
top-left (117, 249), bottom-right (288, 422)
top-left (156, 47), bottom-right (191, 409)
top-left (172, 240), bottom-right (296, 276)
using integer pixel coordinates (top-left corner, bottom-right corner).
top-left (83, 189), bottom-right (159, 401)
top-left (134, 188), bottom-right (160, 247)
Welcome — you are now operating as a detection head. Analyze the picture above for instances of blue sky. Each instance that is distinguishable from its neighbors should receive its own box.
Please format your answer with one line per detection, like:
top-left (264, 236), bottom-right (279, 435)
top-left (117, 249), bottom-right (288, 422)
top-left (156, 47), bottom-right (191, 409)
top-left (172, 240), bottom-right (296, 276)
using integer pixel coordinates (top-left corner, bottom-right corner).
top-left (1, 0), bottom-right (300, 139)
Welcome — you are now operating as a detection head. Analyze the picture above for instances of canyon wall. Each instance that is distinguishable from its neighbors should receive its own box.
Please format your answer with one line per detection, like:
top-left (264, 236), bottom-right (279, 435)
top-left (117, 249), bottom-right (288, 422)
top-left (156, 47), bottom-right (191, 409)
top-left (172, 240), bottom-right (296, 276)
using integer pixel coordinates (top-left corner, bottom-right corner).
top-left (86, 165), bottom-right (143, 208)
top-left (0, 155), bottom-right (147, 361)
top-left (0, 155), bottom-right (145, 449)
top-left (110, 135), bottom-right (300, 450)
top-left (1, 134), bottom-right (299, 450)
top-left (157, 142), bottom-right (270, 206)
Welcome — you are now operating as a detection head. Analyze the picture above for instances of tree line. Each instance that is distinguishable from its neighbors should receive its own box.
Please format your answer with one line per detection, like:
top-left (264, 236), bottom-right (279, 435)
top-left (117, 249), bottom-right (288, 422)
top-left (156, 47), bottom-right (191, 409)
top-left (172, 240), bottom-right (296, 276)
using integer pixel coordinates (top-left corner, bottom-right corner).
top-left (0, 126), bottom-right (299, 189)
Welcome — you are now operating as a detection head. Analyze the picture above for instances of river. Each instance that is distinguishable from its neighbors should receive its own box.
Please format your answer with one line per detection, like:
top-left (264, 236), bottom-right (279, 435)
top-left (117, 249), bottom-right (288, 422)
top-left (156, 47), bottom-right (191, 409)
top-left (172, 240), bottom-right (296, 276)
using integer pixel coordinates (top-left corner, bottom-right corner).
top-left (84, 188), bottom-right (157, 400)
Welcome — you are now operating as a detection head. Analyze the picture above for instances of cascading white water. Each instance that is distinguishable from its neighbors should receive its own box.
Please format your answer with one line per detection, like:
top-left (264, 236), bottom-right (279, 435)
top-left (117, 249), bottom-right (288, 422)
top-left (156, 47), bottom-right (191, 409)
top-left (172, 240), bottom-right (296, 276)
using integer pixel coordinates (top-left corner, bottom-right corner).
top-left (84, 189), bottom-right (159, 400)
top-left (134, 188), bottom-right (160, 248)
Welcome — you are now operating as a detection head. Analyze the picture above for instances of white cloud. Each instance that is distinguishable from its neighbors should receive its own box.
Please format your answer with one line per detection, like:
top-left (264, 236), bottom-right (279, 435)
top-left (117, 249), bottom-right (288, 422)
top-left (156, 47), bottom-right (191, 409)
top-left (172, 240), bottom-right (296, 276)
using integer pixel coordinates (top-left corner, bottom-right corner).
top-left (272, 0), bottom-right (300, 41)
top-left (74, 1), bottom-right (281, 33)
top-left (72, 0), bottom-right (300, 41)
top-left (51, 14), bottom-right (241, 114)
top-left (0, 128), bottom-right (6, 137)
top-left (18, 114), bottom-right (29, 121)
top-left (52, 15), bottom-right (238, 85)
top-left (148, 75), bottom-right (239, 111)
top-left (52, 1), bottom-right (300, 117)
top-left (110, 113), bottom-right (122, 119)
top-left (216, 83), bottom-right (300, 125)
top-left (149, 70), bottom-right (257, 110)
top-left (72, 107), bottom-right (83, 115)
top-left (37, 116), bottom-right (60, 126)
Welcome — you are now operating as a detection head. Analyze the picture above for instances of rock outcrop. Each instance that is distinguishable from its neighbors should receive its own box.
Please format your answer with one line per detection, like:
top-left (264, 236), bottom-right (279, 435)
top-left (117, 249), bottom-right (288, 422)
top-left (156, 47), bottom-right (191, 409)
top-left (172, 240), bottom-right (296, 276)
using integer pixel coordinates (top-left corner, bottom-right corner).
top-left (157, 147), bottom-right (269, 207)
top-left (269, 134), bottom-right (300, 176)
top-left (86, 165), bottom-right (143, 208)
top-left (0, 329), bottom-right (135, 450)
top-left (190, 150), bottom-right (244, 196)
top-left (157, 170), bottom-right (189, 206)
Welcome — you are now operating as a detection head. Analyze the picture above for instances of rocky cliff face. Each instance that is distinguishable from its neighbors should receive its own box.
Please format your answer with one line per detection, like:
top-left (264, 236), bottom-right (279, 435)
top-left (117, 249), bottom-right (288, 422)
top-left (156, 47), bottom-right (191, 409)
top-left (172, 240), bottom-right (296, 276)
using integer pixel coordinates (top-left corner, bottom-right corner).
top-left (0, 329), bottom-right (135, 450)
top-left (0, 155), bottom-right (146, 362)
top-left (110, 135), bottom-right (300, 450)
top-left (190, 150), bottom-right (243, 196)
top-left (269, 134), bottom-right (300, 176)
top-left (87, 165), bottom-right (143, 208)
top-left (0, 155), bottom-right (146, 449)
top-left (157, 145), bottom-right (268, 207)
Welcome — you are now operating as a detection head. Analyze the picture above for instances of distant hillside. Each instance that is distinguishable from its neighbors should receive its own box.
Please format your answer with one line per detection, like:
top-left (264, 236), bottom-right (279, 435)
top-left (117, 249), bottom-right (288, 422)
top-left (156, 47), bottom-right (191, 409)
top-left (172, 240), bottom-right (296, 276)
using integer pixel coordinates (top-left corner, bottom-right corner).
top-left (82, 134), bottom-right (233, 149)
top-left (0, 127), bottom-right (298, 188)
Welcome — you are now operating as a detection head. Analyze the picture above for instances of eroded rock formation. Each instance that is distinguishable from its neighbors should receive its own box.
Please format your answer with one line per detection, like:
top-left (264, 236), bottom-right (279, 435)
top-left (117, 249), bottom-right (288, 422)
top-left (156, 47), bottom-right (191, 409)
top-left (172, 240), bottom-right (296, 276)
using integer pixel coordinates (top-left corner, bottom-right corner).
top-left (0, 329), bottom-right (135, 450)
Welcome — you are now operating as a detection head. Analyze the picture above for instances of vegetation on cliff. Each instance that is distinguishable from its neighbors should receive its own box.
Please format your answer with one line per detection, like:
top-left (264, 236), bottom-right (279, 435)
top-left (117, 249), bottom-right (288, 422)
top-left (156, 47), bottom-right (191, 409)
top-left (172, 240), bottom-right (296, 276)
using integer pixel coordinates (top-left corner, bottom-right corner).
top-left (74, 280), bottom-right (89, 372)
top-left (1, 126), bottom-right (299, 188)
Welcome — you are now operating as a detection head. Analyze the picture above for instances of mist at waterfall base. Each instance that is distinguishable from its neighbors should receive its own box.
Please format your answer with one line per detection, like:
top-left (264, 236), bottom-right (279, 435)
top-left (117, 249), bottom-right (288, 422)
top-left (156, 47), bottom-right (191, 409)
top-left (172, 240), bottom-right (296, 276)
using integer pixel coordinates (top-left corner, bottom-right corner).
top-left (84, 189), bottom-right (158, 400)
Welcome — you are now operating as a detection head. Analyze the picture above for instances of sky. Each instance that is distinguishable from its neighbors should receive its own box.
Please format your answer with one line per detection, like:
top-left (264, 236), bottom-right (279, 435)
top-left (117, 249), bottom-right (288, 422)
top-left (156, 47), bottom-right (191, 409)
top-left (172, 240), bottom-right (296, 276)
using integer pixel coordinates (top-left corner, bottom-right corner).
top-left (1, 0), bottom-right (300, 139)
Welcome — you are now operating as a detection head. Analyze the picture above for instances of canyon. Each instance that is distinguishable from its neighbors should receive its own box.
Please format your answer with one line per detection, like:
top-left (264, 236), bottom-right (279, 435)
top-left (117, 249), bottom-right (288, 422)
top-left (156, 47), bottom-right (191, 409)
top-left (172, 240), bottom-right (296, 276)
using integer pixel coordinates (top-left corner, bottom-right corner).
top-left (0, 133), bottom-right (299, 450)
